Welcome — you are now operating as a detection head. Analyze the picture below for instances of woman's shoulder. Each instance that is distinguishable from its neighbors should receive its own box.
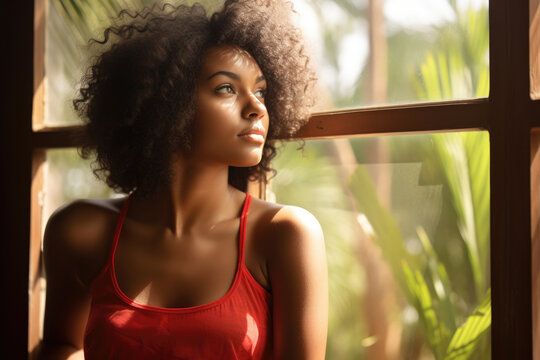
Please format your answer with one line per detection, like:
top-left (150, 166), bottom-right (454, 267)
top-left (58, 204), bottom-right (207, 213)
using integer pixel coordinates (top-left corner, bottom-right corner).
top-left (44, 196), bottom-right (128, 288)
top-left (45, 197), bottom-right (126, 243)
top-left (248, 196), bottom-right (324, 255)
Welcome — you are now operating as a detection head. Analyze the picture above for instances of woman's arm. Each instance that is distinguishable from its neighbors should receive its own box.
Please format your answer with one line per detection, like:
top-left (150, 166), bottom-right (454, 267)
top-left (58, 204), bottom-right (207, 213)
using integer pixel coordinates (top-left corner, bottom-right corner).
top-left (267, 206), bottom-right (328, 360)
top-left (36, 204), bottom-right (100, 360)
top-left (34, 344), bottom-right (83, 360)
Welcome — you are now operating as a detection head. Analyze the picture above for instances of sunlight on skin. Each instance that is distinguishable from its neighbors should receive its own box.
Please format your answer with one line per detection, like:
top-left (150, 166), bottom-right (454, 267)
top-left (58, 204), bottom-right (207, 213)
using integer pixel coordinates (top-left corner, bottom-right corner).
top-left (128, 283), bottom-right (154, 307)
top-left (193, 45), bottom-right (269, 168)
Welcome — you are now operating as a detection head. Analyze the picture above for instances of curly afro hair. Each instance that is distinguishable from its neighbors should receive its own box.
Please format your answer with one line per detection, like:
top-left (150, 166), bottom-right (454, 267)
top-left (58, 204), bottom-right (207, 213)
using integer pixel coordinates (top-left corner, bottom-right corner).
top-left (74, 0), bottom-right (317, 195)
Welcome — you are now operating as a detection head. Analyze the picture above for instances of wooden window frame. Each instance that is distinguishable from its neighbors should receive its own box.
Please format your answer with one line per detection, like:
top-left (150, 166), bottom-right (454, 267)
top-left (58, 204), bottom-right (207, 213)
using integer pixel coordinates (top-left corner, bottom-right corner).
top-left (1, 0), bottom-right (538, 358)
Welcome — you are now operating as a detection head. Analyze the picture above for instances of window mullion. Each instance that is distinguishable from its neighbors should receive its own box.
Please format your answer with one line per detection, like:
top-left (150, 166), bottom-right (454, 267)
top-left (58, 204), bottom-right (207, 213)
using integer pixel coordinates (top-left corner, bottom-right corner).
top-left (489, 0), bottom-right (533, 358)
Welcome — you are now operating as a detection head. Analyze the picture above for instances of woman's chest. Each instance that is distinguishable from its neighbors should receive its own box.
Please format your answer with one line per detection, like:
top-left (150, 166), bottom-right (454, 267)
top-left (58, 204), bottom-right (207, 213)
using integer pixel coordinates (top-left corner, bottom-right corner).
top-left (85, 296), bottom-right (273, 359)
top-left (113, 223), bottom-right (240, 309)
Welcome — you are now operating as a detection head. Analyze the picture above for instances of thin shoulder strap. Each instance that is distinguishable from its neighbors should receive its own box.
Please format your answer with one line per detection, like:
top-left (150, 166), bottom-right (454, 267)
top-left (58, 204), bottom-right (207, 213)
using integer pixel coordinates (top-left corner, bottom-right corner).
top-left (108, 194), bottom-right (131, 266)
top-left (89, 195), bottom-right (132, 290)
top-left (238, 193), bottom-right (252, 266)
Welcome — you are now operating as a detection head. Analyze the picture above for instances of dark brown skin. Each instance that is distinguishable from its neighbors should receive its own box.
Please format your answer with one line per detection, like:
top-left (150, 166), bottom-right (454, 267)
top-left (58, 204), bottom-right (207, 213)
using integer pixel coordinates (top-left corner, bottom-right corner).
top-left (38, 46), bottom-right (328, 360)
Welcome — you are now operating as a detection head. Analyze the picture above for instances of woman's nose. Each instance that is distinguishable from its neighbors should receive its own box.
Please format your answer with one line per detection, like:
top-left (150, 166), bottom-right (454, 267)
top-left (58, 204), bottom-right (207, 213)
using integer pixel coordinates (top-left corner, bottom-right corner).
top-left (242, 94), bottom-right (266, 120)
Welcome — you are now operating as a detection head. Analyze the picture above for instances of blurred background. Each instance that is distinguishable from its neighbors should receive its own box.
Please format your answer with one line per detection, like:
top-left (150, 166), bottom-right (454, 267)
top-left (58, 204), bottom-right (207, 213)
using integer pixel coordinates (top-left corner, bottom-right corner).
top-left (42, 0), bottom-right (491, 358)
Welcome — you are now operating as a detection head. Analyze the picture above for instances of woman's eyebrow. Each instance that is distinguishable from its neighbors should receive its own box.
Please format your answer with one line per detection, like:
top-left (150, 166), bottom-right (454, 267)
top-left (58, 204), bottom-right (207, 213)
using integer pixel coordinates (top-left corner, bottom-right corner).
top-left (206, 71), bottom-right (266, 84)
top-left (207, 71), bottom-right (239, 80)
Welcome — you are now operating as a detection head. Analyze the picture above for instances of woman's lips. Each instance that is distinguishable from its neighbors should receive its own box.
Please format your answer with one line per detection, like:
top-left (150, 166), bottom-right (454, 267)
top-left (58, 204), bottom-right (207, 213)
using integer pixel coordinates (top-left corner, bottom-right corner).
top-left (238, 132), bottom-right (265, 144)
top-left (238, 126), bottom-right (266, 144)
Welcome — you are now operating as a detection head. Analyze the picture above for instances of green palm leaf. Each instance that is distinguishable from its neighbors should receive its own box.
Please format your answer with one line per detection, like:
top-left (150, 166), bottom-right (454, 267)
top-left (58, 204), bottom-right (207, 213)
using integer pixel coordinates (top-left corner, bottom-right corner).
top-left (349, 165), bottom-right (418, 296)
top-left (402, 261), bottom-right (448, 359)
top-left (444, 289), bottom-right (491, 360)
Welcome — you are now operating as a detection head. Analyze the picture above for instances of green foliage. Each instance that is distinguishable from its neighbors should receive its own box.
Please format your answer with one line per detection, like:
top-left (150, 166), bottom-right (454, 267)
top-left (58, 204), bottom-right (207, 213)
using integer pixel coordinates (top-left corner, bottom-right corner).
top-left (431, 133), bottom-right (490, 301)
top-left (395, 1), bottom-right (491, 357)
top-left (349, 165), bottom-right (419, 294)
top-left (349, 137), bottom-right (491, 358)
top-left (402, 261), bottom-right (449, 359)
top-left (444, 289), bottom-right (491, 360)
top-left (413, 4), bottom-right (489, 100)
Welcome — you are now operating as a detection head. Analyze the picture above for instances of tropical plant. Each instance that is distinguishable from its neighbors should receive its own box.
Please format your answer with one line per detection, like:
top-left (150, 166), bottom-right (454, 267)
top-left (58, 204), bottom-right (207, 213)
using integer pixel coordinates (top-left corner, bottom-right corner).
top-left (349, 132), bottom-right (491, 360)
top-left (346, 0), bottom-right (491, 358)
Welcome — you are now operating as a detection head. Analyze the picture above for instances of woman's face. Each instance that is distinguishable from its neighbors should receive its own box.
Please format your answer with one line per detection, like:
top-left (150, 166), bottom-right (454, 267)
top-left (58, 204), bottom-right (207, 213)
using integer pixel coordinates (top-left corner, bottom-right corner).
top-left (191, 45), bottom-right (269, 168)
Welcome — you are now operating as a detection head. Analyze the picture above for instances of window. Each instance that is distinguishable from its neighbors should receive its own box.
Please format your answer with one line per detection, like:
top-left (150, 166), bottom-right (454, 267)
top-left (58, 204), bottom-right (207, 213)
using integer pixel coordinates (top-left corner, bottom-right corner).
top-left (1, 0), bottom-right (536, 358)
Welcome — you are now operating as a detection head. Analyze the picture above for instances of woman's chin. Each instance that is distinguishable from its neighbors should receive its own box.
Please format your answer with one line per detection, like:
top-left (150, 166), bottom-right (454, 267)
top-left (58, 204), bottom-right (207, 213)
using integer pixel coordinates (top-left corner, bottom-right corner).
top-left (231, 154), bottom-right (263, 168)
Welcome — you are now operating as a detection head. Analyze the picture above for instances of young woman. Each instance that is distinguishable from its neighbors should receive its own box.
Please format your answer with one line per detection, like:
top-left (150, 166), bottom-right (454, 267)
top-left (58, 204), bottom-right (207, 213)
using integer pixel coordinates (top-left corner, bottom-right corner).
top-left (38, 1), bottom-right (327, 359)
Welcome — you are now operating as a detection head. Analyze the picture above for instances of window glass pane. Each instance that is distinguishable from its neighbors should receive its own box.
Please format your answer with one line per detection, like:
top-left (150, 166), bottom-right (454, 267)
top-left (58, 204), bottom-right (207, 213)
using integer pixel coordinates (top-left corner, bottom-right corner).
top-left (531, 0), bottom-right (540, 99)
top-left (44, 0), bottom-right (139, 126)
top-left (293, 0), bottom-right (489, 111)
top-left (42, 148), bottom-right (120, 226)
top-left (271, 132), bottom-right (491, 359)
top-left (44, 0), bottom-right (86, 126)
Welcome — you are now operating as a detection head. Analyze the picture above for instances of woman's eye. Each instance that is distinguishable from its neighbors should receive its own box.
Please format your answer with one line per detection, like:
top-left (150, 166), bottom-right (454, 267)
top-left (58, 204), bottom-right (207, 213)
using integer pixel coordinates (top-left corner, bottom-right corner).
top-left (254, 88), bottom-right (266, 99)
top-left (215, 85), bottom-right (234, 94)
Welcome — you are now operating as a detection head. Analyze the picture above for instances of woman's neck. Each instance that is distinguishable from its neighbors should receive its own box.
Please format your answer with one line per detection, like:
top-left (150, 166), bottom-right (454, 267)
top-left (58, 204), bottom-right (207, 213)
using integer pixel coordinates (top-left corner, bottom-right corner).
top-left (130, 157), bottom-right (239, 238)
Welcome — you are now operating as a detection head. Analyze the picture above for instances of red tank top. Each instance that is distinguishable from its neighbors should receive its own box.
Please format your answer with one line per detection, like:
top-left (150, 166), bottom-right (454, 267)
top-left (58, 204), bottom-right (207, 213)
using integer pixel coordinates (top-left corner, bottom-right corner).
top-left (84, 193), bottom-right (273, 359)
